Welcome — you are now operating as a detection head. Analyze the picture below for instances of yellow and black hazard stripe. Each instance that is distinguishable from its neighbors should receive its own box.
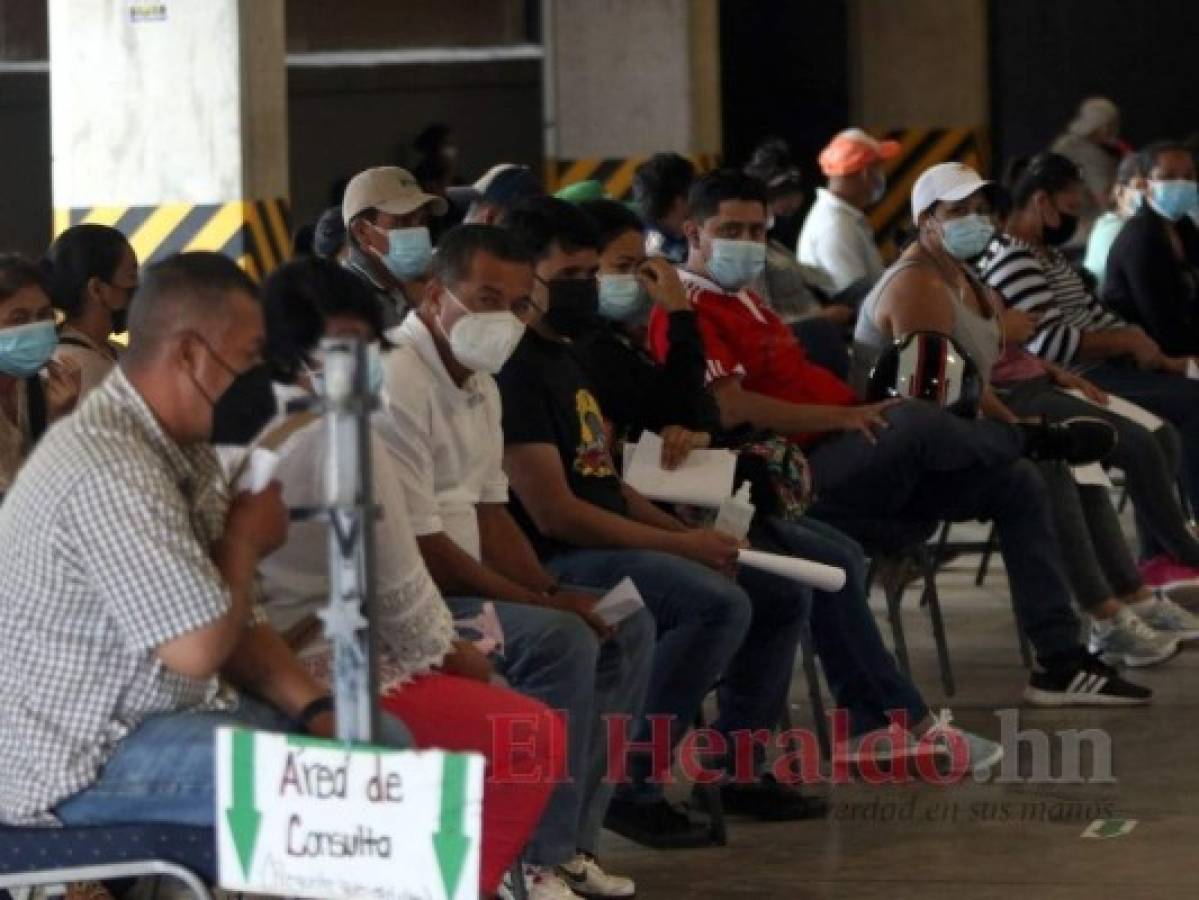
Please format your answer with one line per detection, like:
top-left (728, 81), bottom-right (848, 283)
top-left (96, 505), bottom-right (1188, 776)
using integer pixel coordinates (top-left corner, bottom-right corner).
top-left (867, 128), bottom-right (990, 261)
top-left (53, 198), bottom-right (292, 282)
top-left (547, 153), bottom-right (721, 201)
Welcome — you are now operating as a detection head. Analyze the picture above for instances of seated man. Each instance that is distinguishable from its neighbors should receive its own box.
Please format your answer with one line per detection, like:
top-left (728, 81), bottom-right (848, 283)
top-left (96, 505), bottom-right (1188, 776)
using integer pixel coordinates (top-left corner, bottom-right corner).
top-left (0, 252), bottom-right (406, 829)
top-left (633, 152), bottom-right (696, 265)
top-left (649, 169), bottom-right (1152, 708)
top-left (797, 128), bottom-right (898, 299)
top-left (375, 224), bottom-right (653, 895)
top-left (497, 197), bottom-right (830, 843)
top-left (342, 165), bottom-right (448, 327)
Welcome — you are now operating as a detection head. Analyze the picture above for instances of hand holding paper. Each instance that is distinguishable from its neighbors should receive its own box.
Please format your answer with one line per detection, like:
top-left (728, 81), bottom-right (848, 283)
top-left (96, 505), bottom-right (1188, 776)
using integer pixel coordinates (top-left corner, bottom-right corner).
top-left (624, 431), bottom-right (737, 508)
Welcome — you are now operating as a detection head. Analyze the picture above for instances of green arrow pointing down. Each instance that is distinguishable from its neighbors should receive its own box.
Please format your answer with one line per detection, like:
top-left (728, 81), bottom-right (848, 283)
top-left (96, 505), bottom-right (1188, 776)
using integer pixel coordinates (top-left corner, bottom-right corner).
top-left (432, 754), bottom-right (472, 900)
top-left (225, 729), bottom-right (262, 878)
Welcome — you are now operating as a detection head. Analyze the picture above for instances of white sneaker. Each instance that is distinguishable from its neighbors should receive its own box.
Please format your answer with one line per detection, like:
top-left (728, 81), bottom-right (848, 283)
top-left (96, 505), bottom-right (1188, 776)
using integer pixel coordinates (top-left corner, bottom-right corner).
top-left (558, 853), bottom-right (635, 899)
top-left (922, 709), bottom-right (1004, 778)
top-left (1088, 607), bottom-right (1179, 667)
top-left (1134, 593), bottom-right (1199, 642)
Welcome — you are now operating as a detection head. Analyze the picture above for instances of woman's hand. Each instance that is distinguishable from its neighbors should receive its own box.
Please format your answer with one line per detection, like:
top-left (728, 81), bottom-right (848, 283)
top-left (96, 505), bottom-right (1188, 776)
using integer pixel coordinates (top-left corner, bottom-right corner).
top-left (659, 425), bottom-right (711, 470)
top-left (44, 357), bottom-right (81, 420)
top-left (1052, 368), bottom-right (1109, 405)
top-left (440, 640), bottom-right (493, 683)
top-left (638, 258), bottom-right (691, 312)
top-left (1002, 307), bottom-right (1041, 344)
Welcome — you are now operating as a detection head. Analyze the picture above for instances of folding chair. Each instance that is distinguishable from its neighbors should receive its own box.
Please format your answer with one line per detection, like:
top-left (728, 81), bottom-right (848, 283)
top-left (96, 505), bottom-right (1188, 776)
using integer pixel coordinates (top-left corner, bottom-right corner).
top-left (0, 824), bottom-right (214, 900)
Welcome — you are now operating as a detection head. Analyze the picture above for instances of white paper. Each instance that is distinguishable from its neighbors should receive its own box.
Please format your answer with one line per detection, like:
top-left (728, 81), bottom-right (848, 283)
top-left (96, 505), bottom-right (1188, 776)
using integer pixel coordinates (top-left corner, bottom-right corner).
top-left (240, 447), bottom-right (280, 494)
top-left (738, 549), bottom-right (846, 592)
top-left (1070, 462), bottom-right (1113, 488)
top-left (592, 577), bottom-right (646, 627)
top-left (624, 431), bottom-right (737, 508)
top-left (1064, 388), bottom-right (1163, 431)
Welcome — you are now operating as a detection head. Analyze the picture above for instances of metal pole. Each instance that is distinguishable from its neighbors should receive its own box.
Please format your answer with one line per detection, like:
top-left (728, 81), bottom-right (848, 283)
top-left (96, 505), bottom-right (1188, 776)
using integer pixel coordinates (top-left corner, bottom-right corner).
top-left (318, 337), bottom-right (380, 744)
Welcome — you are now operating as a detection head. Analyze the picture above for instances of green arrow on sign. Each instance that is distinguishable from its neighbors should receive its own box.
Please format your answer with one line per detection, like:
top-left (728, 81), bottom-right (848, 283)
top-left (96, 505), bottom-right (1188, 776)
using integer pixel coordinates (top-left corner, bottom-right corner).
top-left (432, 754), bottom-right (472, 900)
top-left (225, 729), bottom-right (262, 878)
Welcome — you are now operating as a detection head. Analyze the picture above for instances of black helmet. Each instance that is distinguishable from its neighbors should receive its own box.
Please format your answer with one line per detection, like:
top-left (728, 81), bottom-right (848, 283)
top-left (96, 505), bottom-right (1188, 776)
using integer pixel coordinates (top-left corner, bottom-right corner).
top-left (866, 331), bottom-right (983, 419)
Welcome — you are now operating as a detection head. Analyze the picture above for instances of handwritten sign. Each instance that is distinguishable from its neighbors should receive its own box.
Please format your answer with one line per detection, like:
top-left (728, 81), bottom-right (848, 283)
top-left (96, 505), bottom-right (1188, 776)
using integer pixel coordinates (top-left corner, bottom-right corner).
top-left (216, 728), bottom-right (484, 900)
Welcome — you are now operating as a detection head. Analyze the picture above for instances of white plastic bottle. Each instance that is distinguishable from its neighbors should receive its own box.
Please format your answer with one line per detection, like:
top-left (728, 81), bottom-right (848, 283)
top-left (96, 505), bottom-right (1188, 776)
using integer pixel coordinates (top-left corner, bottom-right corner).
top-left (714, 481), bottom-right (755, 540)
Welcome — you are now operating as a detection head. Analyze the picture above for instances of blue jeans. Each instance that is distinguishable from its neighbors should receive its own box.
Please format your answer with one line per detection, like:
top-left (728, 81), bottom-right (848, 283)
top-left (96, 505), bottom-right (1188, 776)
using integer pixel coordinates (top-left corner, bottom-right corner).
top-left (759, 516), bottom-right (928, 735)
top-left (809, 401), bottom-right (1083, 670)
top-left (544, 549), bottom-right (765, 801)
top-left (446, 596), bottom-right (654, 864)
top-left (54, 696), bottom-right (412, 826)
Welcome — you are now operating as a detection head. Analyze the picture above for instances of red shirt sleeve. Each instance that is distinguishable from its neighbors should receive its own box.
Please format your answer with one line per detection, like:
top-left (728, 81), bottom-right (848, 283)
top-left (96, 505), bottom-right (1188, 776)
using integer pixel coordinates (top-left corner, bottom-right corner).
top-left (648, 299), bottom-right (745, 385)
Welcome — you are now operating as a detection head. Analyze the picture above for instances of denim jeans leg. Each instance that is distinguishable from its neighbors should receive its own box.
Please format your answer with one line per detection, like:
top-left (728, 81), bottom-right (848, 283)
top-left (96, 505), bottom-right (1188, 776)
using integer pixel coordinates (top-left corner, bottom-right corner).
top-left (545, 549), bottom-right (751, 803)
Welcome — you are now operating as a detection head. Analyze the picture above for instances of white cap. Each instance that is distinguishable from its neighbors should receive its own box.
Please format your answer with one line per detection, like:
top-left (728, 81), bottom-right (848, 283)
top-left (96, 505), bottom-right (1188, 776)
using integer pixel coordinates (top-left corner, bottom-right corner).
top-left (1068, 97), bottom-right (1119, 138)
top-left (342, 166), bottom-right (448, 225)
top-left (910, 162), bottom-right (993, 221)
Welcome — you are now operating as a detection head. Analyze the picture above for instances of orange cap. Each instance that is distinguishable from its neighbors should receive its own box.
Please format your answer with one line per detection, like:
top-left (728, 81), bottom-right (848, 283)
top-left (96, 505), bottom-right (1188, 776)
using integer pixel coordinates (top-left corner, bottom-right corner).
top-left (818, 128), bottom-right (901, 177)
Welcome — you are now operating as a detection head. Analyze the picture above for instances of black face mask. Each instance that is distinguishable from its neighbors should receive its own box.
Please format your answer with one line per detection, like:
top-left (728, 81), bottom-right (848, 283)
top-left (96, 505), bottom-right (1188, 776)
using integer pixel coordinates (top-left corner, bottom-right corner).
top-left (542, 277), bottom-right (601, 340)
top-left (211, 364), bottom-right (277, 445)
top-left (1043, 210), bottom-right (1079, 247)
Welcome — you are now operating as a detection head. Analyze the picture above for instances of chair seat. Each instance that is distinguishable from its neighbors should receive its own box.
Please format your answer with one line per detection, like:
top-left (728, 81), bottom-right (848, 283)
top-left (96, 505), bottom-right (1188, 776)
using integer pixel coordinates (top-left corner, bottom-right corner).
top-left (0, 824), bottom-right (215, 884)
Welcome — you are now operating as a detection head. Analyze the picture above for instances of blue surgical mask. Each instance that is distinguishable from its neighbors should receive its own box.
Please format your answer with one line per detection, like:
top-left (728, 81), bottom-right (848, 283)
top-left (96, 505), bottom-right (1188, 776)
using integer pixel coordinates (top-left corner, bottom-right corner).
top-left (0, 320), bottom-right (57, 377)
top-left (707, 238), bottom-right (767, 292)
top-left (1149, 179), bottom-right (1199, 222)
top-left (939, 214), bottom-right (995, 261)
top-left (598, 273), bottom-right (650, 322)
top-left (373, 225), bottom-right (433, 280)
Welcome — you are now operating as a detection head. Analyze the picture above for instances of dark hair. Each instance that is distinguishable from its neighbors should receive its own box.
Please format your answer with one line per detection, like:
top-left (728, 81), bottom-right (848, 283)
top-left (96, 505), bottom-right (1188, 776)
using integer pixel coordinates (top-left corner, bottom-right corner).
top-left (1116, 152), bottom-right (1148, 186)
top-left (578, 199), bottom-right (644, 251)
top-left (261, 256), bottom-right (384, 383)
top-left (1138, 140), bottom-right (1190, 176)
top-left (687, 168), bottom-right (769, 224)
top-left (632, 153), bottom-right (696, 223)
top-left (125, 251), bottom-right (258, 365)
top-left (1004, 152), bottom-right (1083, 208)
top-left (743, 138), bottom-right (804, 201)
top-left (504, 196), bottom-right (601, 262)
top-left (0, 253), bottom-right (49, 303)
top-left (313, 206), bottom-right (347, 258)
top-left (431, 223), bottom-right (533, 286)
top-left (43, 224), bottom-right (131, 318)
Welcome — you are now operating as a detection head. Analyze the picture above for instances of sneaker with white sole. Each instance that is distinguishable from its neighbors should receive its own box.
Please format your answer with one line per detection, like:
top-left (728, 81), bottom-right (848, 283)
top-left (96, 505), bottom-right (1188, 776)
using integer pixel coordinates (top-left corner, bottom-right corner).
top-left (1023, 652), bottom-right (1153, 707)
top-left (833, 727), bottom-right (943, 769)
top-left (921, 708), bottom-right (1004, 778)
top-left (1087, 607), bottom-right (1179, 667)
top-left (1133, 593), bottom-right (1199, 642)
top-left (499, 864), bottom-right (583, 900)
top-left (558, 853), bottom-right (635, 899)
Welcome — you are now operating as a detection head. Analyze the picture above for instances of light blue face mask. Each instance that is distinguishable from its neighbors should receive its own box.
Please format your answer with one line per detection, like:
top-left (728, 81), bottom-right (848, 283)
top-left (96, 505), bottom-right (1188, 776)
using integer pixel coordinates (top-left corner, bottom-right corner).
top-left (1149, 179), bottom-right (1199, 222)
top-left (598, 273), bottom-right (651, 322)
top-left (373, 225), bottom-right (433, 281)
top-left (0, 320), bottom-right (57, 377)
top-left (708, 238), bottom-right (767, 291)
top-left (939, 214), bottom-right (995, 261)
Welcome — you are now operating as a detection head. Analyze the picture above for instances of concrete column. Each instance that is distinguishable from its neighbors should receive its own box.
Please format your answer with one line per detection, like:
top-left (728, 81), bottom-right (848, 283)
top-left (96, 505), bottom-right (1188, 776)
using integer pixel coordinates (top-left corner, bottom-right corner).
top-left (48, 0), bottom-right (290, 277)
top-left (543, 0), bottom-right (720, 194)
top-left (848, 0), bottom-right (989, 129)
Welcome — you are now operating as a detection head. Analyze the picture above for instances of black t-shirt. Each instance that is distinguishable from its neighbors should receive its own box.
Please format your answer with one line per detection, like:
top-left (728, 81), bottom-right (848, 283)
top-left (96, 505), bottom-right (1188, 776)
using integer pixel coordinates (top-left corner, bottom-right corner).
top-left (495, 329), bottom-right (628, 558)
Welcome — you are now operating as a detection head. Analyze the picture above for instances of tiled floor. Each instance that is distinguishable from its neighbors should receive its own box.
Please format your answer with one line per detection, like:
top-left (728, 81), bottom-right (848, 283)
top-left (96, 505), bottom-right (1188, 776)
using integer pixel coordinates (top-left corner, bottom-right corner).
top-left (600, 523), bottom-right (1195, 899)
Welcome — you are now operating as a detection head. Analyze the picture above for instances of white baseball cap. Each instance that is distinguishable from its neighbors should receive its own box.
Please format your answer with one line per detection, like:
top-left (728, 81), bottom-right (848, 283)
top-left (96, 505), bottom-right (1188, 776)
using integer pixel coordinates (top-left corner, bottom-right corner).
top-left (342, 166), bottom-right (448, 225)
top-left (910, 162), bottom-right (994, 222)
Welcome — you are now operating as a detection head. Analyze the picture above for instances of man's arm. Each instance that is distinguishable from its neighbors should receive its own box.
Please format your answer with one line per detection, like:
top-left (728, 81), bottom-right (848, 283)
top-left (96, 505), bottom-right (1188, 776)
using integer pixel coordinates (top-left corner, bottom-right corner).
top-left (221, 623), bottom-right (335, 736)
top-left (621, 483), bottom-right (688, 532)
top-left (477, 502), bottom-right (557, 591)
top-left (711, 377), bottom-right (892, 440)
top-left (416, 530), bottom-right (550, 607)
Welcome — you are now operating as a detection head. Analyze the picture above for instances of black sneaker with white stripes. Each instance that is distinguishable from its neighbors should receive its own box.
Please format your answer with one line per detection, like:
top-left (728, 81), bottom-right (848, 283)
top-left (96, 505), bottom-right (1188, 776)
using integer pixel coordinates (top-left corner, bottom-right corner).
top-left (1023, 653), bottom-right (1153, 707)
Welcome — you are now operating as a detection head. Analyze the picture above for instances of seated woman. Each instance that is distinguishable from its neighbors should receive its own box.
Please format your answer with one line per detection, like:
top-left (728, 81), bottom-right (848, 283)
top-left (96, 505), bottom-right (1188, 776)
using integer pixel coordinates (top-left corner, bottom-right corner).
top-left (45, 224), bottom-right (138, 398)
top-left (574, 198), bottom-right (1002, 772)
top-left (255, 257), bottom-right (562, 898)
top-left (855, 161), bottom-right (1199, 667)
top-left (1103, 140), bottom-right (1199, 357)
top-left (978, 152), bottom-right (1199, 585)
top-left (0, 255), bottom-right (79, 496)
top-left (1083, 153), bottom-right (1147, 289)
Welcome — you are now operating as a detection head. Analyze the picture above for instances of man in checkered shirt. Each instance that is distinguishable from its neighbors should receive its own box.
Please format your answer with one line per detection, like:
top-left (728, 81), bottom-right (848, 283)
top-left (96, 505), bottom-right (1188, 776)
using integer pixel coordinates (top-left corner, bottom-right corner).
top-left (0, 252), bottom-right (407, 827)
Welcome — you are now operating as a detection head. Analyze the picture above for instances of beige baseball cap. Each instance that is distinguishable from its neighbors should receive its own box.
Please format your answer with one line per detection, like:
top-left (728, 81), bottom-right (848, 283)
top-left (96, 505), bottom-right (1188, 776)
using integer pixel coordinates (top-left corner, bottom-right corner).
top-left (911, 162), bottom-right (995, 221)
top-left (342, 166), bottom-right (448, 225)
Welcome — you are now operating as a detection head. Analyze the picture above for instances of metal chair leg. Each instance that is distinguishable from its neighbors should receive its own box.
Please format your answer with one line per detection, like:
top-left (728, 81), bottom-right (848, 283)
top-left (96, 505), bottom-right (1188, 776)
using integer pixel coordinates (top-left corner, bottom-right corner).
top-left (974, 523), bottom-right (998, 586)
top-left (1010, 591), bottom-right (1035, 669)
top-left (883, 562), bottom-right (912, 677)
top-left (796, 623), bottom-right (830, 762)
top-left (919, 547), bottom-right (955, 696)
top-left (509, 854), bottom-right (529, 900)
top-left (691, 708), bottom-right (728, 846)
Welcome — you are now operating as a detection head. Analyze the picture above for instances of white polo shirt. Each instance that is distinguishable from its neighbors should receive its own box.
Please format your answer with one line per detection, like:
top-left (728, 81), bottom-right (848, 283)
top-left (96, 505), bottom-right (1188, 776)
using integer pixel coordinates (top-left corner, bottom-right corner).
top-left (375, 313), bottom-right (508, 560)
top-left (796, 187), bottom-right (884, 296)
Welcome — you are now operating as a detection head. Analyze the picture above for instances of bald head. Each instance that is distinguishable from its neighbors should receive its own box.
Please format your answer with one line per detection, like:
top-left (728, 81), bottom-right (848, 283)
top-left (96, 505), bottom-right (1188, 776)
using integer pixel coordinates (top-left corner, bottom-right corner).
top-left (124, 251), bottom-right (259, 369)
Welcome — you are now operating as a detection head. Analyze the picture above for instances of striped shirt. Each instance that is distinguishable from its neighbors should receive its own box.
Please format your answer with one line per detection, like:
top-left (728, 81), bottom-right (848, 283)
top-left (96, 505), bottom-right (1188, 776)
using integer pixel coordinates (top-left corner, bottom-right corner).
top-left (976, 234), bottom-right (1124, 370)
top-left (0, 368), bottom-right (243, 824)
